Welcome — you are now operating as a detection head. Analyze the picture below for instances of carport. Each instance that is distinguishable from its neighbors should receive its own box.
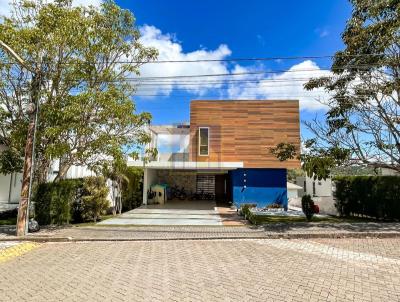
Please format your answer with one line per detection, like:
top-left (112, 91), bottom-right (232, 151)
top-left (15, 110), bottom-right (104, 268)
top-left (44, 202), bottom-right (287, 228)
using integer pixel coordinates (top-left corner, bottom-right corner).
top-left (99, 160), bottom-right (244, 226)
top-left (138, 161), bottom-right (243, 205)
top-left (97, 199), bottom-right (224, 226)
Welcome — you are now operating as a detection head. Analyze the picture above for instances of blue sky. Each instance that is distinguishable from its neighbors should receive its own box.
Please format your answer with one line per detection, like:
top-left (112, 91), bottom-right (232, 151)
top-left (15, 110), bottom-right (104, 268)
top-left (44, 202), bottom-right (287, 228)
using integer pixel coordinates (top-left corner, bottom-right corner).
top-left (115, 0), bottom-right (352, 137)
top-left (0, 0), bottom-right (353, 137)
top-left (0, 0), bottom-right (352, 140)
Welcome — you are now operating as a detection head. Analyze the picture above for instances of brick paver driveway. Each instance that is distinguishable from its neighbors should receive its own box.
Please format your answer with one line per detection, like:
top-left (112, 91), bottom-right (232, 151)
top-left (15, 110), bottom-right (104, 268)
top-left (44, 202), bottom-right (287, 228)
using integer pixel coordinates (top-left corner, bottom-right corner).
top-left (1, 238), bottom-right (399, 301)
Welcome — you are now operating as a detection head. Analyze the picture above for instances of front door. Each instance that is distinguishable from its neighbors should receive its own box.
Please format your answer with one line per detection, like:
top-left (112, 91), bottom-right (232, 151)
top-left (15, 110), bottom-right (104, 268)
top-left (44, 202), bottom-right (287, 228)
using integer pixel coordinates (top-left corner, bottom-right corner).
top-left (215, 174), bottom-right (227, 202)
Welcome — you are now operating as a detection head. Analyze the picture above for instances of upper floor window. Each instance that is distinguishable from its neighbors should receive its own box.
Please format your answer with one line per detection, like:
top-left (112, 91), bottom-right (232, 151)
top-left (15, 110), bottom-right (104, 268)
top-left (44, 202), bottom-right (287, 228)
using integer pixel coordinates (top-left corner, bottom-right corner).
top-left (199, 127), bottom-right (209, 156)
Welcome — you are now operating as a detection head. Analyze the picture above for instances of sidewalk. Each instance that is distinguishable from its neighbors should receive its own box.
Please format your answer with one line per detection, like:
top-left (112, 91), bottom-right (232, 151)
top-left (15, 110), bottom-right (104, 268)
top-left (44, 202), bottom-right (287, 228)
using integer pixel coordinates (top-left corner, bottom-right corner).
top-left (1, 222), bottom-right (400, 241)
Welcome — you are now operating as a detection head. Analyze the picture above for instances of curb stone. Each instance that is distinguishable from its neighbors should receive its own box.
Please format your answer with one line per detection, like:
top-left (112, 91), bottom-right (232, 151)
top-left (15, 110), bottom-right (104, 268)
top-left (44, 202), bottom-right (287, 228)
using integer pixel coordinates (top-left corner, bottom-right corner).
top-left (1, 232), bottom-right (400, 242)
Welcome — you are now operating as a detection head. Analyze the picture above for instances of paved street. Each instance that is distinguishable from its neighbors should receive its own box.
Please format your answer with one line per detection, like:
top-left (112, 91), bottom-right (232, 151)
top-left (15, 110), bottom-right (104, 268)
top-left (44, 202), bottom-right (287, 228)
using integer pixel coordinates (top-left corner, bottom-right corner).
top-left (1, 238), bottom-right (399, 301)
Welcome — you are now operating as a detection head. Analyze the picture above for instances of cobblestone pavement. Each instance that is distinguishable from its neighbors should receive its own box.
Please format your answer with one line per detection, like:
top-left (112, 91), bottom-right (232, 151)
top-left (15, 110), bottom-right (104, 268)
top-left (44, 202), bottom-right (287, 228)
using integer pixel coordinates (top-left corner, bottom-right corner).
top-left (1, 222), bottom-right (399, 241)
top-left (0, 242), bottom-right (19, 250)
top-left (0, 242), bottom-right (39, 263)
top-left (0, 238), bottom-right (399, 301)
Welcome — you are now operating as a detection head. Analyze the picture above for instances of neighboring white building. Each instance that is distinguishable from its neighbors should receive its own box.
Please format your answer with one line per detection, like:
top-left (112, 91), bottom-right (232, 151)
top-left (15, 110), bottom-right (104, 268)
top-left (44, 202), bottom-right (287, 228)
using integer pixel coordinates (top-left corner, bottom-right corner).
top-left (295, 176), bottom-right (332, 197)
top-left (0, 172), bottom-right (23, 212)
top-left (291, 176), bottom-right (337, 215)
top-left (381, 168), bottom-right (400, 176)
top-left (287, 182), bottom-right (303, 199)
top-left (0, 159), bottom-right (118, 213)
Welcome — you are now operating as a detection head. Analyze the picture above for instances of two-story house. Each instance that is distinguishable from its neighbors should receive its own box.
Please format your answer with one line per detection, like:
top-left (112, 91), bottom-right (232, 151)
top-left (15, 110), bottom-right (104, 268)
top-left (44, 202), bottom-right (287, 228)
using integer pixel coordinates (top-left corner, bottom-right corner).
top-left (129, 99), bottom-right (300, 209)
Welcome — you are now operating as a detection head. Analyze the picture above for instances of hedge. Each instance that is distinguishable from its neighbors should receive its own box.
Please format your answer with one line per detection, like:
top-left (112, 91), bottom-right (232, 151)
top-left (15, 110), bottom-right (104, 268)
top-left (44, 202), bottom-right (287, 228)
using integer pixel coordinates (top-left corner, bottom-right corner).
top-left (121, 167), bottom-right (143, 211)
top-left (334, 176), bottom-right (400, 220)
top-left (34, 179), bottom-right (83, 225)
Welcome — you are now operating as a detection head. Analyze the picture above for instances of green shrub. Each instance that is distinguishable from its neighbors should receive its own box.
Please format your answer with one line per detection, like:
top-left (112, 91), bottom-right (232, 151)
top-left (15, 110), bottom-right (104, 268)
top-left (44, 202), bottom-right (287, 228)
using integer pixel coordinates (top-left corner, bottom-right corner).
top-left (81, 176), bottom-right (109, 222)
top-left (239, 203), bottom-right (256, 217)
top-left (0, 208), bottom-right (18, 220)
top-left (121, 167), bottom-right (143, 211)
top-left (34, 176), bottom-right (111, 225)
top-left (334, 176), bottom-right (400, 220)
top-left (34, 179), bottom-right (83, 225)
top-left (301, 194), bottom-right (315, 221)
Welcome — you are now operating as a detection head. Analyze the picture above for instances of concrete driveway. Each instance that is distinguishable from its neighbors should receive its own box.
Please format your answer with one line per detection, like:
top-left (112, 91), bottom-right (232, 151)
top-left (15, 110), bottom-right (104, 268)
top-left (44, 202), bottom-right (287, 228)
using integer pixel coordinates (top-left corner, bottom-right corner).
top-left (97, 200), bottom-right (224, 226)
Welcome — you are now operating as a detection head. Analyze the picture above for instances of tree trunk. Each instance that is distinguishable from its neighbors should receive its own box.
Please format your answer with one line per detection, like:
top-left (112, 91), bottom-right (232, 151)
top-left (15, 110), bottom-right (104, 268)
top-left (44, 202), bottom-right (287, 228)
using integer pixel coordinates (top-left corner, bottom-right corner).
top-left (36, 157), bottom-right (50, 184)
top-left (16, 74), bottom-right (40, 237)
top-left (118, 179), bottom-right (122, 215)
top-left (53, 163), bottom-right (70, 182)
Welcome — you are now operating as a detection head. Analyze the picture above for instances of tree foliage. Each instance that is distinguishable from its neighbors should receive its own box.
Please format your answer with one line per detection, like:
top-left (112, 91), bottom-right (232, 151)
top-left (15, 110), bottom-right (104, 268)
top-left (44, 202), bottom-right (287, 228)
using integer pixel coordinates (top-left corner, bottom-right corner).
top-left (121, 166), bottom-right (143, 211)
top-left (0, 0), bottom-right (157, 181)
top-left (286, 168), bottom-right (305, 182)
top-left (272, 0), bottom-right (400, 179)
top-left (82, 176), bottom-right (109, 222)
top-left (304, 0), bottom-right (400, 173)
top-left (270, 141), bottom-right (349, 180)
top-left (0, 147), bottom-right (24, 174)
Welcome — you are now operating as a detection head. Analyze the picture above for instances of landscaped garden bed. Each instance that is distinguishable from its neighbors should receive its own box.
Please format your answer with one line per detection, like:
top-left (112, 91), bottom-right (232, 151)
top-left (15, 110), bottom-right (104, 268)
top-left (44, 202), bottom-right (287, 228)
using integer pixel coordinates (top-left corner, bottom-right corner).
top-left (239, 201), bottom-right (376, 225)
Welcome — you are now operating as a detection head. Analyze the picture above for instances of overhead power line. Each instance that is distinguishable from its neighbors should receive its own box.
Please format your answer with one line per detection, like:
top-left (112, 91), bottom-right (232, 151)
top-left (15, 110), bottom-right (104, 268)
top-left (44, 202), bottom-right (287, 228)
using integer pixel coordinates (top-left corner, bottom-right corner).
top-left (100, 64), bottom-right (389, 81)
top-left (0, 53), bottom-right (389, 65)
top-left (130, 93), bottom-right (369, 99)
top-left (106, 53), bottom-right (388, 64)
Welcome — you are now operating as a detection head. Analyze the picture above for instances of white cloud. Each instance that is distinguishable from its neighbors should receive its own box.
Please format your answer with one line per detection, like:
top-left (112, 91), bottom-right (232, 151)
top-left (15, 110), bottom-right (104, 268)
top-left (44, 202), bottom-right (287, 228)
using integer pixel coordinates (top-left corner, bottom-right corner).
top-left (137, 25), bottom-right (331, 111)
top-left (0, 0), bottom-right (332, 113)
top-left (71, 0), bottom-right (102, 7)
top-left (138, 25), bottom-right (232, 96)
top-left (315, 27), bottom-right (330, 38)
top-left (226, 60), bottom-right (332, 111)
top-left (256, 34), bottom-right (266, 46)
top-left (0, 0), bottom-right (101, 18)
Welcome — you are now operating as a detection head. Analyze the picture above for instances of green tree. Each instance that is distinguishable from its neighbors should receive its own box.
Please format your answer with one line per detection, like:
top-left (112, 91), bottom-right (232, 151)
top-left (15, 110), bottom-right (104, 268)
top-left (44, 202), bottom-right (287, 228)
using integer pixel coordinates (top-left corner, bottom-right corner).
top-left (82, 176), bottom-right (109, 222)
top-left (121, 166), bottom-right (143, 211)
top-left (0, 148), bottom-right (24, 175)
top-left (0, 0), bottom-right (157, 182)
top-left (287, 168), bottom-right (305, 182)
top-left (272, 0), bottom-right (400, 179)
top-left (98, 155), bottom-right (129, 215)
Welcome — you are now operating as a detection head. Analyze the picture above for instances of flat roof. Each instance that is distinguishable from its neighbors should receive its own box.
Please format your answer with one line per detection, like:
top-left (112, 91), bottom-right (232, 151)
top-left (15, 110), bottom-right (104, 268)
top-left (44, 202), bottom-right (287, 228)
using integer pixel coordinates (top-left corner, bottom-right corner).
top-left (127, 160), bottom-right (243, 170)
top-left (149, 125), bottom-right (190, 135)
top-left (190, 99), bottom-right (299, 102)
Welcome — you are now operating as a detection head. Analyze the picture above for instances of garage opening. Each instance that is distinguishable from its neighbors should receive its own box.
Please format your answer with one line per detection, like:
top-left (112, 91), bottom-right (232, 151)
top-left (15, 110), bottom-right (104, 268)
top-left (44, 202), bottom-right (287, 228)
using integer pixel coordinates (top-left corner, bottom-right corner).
top-left (196, 174), bottom-right (215, 194)
top-left (144, 169), bottom-right (231, 205)
top-left (196, 173), bottom-right (229, 202)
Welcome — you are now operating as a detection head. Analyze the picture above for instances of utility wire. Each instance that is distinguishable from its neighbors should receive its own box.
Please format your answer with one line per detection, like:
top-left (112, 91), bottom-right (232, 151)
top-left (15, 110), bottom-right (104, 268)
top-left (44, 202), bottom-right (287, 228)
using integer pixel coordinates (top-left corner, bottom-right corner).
top-left (0, 53), bottom-right (389, 65)
top-left (92, 65), bottom-right (390, 81)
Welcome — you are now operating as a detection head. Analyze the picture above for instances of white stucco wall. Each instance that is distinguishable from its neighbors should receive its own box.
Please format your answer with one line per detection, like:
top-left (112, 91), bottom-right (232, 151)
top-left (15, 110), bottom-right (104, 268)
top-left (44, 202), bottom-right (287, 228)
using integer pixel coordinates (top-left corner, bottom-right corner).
top-left (295, 176), bottom-right (332, 197)
top-left (287, 188), bottom-right (299, 199)
top-left (0, 174), bottom-right (11, 203)
top-left (289, 196), bottom-right (338, 216)
top-left (0, 161), bottom-right (117, 211)
top-left (9, 173), bottom-right (22, 204)
top-left (0, 172), bottom-right (22, 210)
top-left (142, 168), bottom-right (157, 205)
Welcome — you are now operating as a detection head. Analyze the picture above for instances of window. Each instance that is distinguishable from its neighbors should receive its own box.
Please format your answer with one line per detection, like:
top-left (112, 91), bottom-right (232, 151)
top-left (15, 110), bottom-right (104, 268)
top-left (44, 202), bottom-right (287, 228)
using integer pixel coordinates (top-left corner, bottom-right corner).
top-left (198, 127), bottom-right (209, 156)
top-left (304, 181), bottom-right (306, 193)
top-left (313, 182), bottom-right (316, 196)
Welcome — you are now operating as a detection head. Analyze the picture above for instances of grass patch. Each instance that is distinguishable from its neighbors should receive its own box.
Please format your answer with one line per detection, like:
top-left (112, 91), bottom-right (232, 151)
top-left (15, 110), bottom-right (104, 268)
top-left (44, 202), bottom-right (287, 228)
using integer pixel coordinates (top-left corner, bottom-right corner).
top-left (247, 214), bottom-right (377, 225)
top-left (0, 214), bottom-right (116, 227)
top-left (0, 217), bottom-right (17, 225)
top-left (72, 214), bottom-right (116, 227)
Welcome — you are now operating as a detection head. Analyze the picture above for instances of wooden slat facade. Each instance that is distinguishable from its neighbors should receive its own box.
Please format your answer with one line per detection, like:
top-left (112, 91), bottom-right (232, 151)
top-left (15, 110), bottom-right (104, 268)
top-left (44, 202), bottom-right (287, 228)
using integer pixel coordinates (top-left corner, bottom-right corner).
top-left (189, 100), bottom-right (301, 169)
